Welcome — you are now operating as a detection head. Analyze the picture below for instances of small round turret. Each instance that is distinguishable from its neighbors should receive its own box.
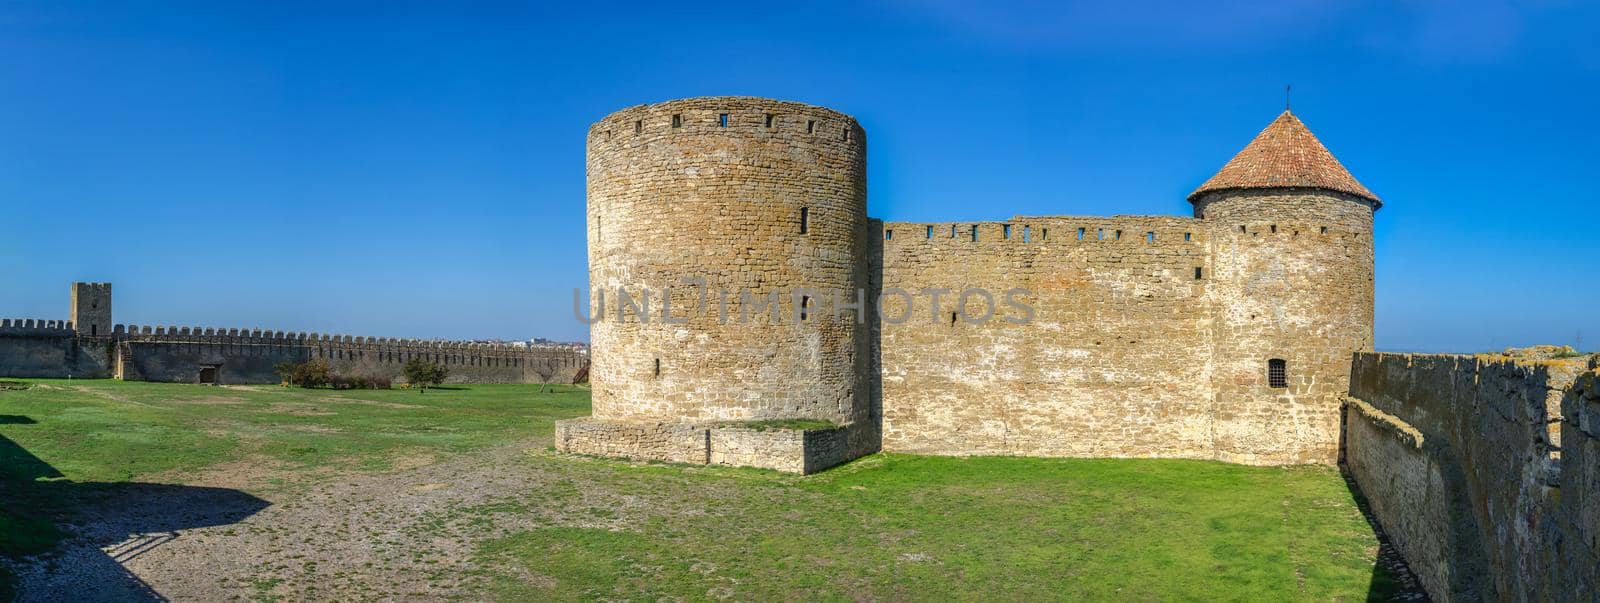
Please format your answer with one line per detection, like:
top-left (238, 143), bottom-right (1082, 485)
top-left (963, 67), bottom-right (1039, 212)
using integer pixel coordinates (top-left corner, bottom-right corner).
top-left (1192, 111), bottom-right (1379, 464)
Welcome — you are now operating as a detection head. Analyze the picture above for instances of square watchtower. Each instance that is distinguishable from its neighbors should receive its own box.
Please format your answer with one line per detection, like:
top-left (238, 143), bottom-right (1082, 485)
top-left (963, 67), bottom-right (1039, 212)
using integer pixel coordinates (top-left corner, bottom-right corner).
top-left (70, 282), bottom-right (113, 338)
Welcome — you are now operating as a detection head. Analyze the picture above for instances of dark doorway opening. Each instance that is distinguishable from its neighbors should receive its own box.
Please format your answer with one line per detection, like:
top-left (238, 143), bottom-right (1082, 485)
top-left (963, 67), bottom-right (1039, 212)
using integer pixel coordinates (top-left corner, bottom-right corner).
top-left (198, 365), bottom-right (220, 385)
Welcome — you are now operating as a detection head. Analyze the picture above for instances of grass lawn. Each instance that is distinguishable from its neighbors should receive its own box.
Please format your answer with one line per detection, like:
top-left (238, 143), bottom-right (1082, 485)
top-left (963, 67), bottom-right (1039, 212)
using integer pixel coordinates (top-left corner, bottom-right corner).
top-left (0, 379), bottom-right (1403, 601)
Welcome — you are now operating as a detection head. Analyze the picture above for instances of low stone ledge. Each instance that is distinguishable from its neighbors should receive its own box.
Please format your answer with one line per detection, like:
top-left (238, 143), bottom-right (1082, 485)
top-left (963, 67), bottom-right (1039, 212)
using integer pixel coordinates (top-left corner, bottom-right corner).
top-left (1344, 396), bottom-right (1424, 450)
top-left (554, 417), bottom-right (709, 465)
top-left (555, 417), bottom-right (877, 474)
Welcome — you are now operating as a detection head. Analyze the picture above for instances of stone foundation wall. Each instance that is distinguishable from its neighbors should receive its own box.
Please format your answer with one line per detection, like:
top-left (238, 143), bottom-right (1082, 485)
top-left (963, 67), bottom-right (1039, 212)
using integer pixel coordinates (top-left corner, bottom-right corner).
top-left (555, 418), bottom-right (875, 474)
top-left (1344, 352), bottom-right (1600, 601)
top-left (554, 418), bottom-right (710, 465)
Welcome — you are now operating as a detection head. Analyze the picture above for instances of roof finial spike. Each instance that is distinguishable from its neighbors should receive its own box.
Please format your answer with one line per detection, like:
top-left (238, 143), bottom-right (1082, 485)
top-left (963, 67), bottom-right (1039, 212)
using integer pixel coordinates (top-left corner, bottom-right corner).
top-left (1285, 84), bottom-right (1292, 112)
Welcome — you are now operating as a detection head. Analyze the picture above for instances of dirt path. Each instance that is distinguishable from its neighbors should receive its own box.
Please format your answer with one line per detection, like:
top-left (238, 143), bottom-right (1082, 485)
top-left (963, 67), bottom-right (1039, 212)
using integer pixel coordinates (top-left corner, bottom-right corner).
top-left (10, 440), bottom-right (586, 601)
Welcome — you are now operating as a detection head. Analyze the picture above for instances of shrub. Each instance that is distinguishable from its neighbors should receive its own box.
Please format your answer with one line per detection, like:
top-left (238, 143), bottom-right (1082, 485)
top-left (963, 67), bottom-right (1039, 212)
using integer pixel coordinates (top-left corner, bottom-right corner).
top-left (402, 358), bottom-right (449, 392)
top-left (327, 374), bottom-right (392, 390)
top-left (276, 359), bottom-right (331, 388)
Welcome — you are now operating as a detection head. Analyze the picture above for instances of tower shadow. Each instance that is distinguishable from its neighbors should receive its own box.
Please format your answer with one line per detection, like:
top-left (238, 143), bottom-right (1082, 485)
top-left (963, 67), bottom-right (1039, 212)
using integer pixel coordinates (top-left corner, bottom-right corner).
top-left (1, 415), bottom-right (270, 601)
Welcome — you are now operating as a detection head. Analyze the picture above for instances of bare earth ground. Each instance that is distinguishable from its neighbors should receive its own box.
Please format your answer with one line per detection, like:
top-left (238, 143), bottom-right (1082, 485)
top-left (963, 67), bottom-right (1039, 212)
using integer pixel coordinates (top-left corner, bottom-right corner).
top-left (13, 440), bottom-right (564, 600)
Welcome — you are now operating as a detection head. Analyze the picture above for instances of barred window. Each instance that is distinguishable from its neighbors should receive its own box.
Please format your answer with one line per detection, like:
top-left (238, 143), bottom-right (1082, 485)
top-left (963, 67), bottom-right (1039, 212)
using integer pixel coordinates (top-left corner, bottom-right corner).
top-left (1268, 359), bottom-right (1288, 389)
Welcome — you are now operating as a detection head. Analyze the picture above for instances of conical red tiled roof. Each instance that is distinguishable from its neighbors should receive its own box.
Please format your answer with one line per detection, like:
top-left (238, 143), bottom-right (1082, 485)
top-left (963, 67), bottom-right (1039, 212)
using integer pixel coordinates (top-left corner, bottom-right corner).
top-left (1188, 111), bottom-right (1379, 205)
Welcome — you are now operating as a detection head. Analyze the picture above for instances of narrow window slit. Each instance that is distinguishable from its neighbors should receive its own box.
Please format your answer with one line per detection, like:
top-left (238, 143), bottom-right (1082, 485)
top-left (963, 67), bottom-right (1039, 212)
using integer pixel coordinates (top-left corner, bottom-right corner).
top-left (671, 114), bottom-right (682, 128)
top-left (799, 207), bottom-right (809, 234)
top-left (719, 113), bottom-right (728, 127)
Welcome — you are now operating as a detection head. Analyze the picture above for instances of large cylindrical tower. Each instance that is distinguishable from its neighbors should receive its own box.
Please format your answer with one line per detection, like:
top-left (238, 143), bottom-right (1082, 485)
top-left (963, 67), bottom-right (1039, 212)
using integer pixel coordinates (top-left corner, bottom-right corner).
top-left (1193, 110), bottom-right (1380, 465)
top-left (585, 96), bottom-right (870, 427)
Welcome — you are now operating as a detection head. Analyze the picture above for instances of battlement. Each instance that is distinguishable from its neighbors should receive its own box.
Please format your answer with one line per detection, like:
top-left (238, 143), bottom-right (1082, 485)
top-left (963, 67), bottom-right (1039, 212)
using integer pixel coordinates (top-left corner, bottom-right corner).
top-left (587, 96), bottom-right (862, 149)
top-left (112, 323), bottom-right (581, 355)
top-left (881, 215), bottom-right (1209, 247)
top-left (0, 318), bottom-right (75, 337)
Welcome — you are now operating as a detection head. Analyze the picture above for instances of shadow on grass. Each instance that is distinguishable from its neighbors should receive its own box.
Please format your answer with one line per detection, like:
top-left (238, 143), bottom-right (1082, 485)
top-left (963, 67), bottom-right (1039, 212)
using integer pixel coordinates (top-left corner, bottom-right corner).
top-left (1, 415), bottom-right (269, 601)
top-left (1338, 461), bottom-right (1430, 602)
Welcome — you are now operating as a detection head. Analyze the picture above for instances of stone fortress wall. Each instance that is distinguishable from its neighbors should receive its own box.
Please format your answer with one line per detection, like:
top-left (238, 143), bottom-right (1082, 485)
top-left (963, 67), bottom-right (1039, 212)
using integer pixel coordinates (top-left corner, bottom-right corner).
top-left (0, 286), bottom-right (586, 386)
top-left (876, 215), bottom-right (1216, 460)
top-left (1343, 352), bottom-right (1600, 601)
top-left (0, 318), bottom-right (113, 379)
top-left (560, 96), bottom-right (1379, 472)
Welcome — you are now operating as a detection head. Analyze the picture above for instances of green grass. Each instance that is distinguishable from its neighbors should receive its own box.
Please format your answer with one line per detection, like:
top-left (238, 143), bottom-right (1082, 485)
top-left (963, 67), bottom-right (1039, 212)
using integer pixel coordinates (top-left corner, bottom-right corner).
top-left (473, 455), bottom-right (1398, 601)
top-left (0, 379), bottom-right (589, 482)
top-left (0, 379), bottom-right (1401, 600)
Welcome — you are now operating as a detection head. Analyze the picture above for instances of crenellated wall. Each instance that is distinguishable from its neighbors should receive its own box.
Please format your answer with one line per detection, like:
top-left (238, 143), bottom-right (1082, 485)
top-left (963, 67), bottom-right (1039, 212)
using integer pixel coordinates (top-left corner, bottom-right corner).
top-left (0, 318), bottom-right (77, 336)
top-left (109, 324), bottom-right (587, 385)
top-left (876, 215), bottom-right (1217, 458)
top-left (871, 196), bottom-right (1372, 466)
top-left (0, 318), bottom-right (114, 379)
top-left (1344, 352), bottom-right (1600, 601)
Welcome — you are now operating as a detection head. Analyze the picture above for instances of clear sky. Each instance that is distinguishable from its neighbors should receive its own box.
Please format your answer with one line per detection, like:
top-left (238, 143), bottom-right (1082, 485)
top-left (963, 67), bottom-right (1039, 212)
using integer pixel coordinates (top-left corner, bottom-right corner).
top-left (3, 1), bottom-right (1597, 352)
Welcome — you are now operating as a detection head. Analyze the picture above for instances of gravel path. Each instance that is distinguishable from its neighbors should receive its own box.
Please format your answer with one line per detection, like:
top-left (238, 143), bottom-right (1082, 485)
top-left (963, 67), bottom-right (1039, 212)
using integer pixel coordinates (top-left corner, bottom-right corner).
top-left (11, 441), bottom-right (576, 601)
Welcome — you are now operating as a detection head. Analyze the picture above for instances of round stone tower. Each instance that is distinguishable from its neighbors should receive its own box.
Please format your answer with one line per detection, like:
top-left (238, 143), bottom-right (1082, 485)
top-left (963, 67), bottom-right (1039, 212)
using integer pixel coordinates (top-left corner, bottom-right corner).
top-left (584, 96), bottom-right (871, 429)
top-left (1191, 110), bottom-right (1380, 465)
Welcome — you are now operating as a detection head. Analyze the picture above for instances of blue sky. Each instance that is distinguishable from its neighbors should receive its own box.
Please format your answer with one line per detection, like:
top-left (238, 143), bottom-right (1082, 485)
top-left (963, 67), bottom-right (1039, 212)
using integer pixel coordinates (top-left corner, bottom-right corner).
top-left (2, 1), bottom-right (1596, 351)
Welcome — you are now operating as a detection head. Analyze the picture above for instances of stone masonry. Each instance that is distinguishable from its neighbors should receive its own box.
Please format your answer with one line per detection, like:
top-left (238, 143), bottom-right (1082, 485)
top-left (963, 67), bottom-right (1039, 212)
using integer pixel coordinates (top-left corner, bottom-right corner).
top-left (0, 283), bottom-right (586, 386)
top-left (1344, 352), bottom-right (1600, 601)
top-left (559, 96), bottom-right (1380, 473)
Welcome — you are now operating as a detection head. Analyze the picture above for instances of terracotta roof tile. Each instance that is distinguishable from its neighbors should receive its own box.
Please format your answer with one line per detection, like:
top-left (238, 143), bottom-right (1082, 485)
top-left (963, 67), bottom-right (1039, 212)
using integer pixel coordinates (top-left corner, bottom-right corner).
top-left (1189, 111), bottom-right (1379, 205)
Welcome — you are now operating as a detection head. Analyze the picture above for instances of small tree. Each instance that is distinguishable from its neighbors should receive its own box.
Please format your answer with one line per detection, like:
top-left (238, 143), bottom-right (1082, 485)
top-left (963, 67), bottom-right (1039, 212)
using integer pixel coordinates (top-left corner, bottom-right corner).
top-left (403, 358), bottom-right (449, 393)
top-left (530, 356), bottom-right (561, 393)
top-left (273, 361), bottom-right (298, 387)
